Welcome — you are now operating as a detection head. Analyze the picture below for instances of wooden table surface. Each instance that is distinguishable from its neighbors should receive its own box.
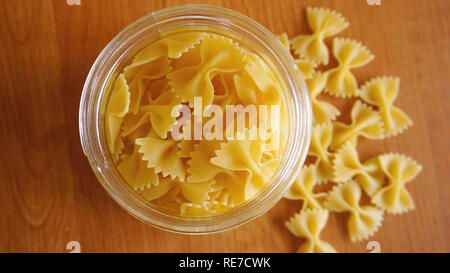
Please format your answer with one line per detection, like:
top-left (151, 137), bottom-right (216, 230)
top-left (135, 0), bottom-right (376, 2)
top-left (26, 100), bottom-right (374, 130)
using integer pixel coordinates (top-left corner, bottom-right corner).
top-left (0, 0), bottom-right (448, 253)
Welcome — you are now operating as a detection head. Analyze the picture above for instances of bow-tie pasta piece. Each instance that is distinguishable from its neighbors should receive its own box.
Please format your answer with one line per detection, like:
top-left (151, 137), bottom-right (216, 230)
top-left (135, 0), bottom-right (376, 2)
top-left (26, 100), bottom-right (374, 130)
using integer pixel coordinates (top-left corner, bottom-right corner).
top-left (125, 32), bottom-right (207, 69)
top-left (233, 71), bottom-right (280, 107)
top-left (291, 7), bottom-right (349, 65)
top-left (137, 177), bottom-right (174, 202)
top-left (333, 141), bottom-right (385, 196)
top-left (124, 57), bottom-right (172, 114)
top-left (212, 73), bottom-right (241, 107)
top-left (187, 140), bottom-right (231, 183)
top-left (371, 154), bottom-right (422, 214)
top-left (136, 136), bottom-right (186, 182)
top-left (284, 165), bottom-right (327, 210)
top-left (211, 139), bottom-right (280, 199)
top-left (308, 122), bottom-right (335, 183)
top-left (243, 54), bottom-right (282, 105)
top-left (285, 208), bottom-right (337, 253)
top-left (325, 181), bottom-right (383, 242)
top-left (331, 100), bottom-right (384, 150)
top-left (121, 110), bottom-right (152, 139)
top-left (277, 33), bottom-right (318, 80)
top-left (360, 77), bottom-right (413, 137)
top-left (168, 35), bottom-right (248, 107)
top-left (295, 59), bottom-right (318, 80)
top-left (106, 74), bottom-right (130, 161)
top-left (325, 38), bottom-right (375, 97)
top-left (212, 172), bottom-right (248, 206)
top-left (177, 140), bottom-right (196, 159)
top-left (308, 72), bottom-right (341, 125)
top-left (179, 180), bottom-right (216, 206)
top-left (118, 146), bottom-right (159, 190)
top-left (138, 91), bottom-right (182, 139)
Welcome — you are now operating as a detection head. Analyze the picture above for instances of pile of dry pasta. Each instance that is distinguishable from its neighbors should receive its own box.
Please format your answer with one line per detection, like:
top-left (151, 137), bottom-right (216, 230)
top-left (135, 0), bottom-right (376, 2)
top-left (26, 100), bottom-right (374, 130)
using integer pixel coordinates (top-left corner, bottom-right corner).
top-left (106, 32), bottom-right (288, 217)
top-left (279, 7), bottom-right (422, 253)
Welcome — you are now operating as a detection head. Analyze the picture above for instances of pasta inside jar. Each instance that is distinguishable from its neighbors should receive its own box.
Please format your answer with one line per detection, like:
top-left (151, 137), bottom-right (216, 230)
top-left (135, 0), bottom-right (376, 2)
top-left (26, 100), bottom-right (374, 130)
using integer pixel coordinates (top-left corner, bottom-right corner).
top-left (106, 30), bottom-right (290, 217)
top-left (80, 5), bottom-right (311, 233)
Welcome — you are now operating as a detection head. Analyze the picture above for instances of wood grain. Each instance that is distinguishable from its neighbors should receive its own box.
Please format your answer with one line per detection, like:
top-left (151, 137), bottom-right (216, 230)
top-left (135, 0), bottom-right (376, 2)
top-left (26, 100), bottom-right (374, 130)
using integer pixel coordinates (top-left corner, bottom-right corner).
top-left (0, 0), bottom-right (448, 253)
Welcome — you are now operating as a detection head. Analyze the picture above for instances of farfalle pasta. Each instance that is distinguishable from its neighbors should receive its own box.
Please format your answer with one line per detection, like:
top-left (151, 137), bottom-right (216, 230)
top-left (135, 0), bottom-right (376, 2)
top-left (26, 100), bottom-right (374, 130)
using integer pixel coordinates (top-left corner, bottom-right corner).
top-left (284, 6), bottom-right (422, 253)
top-left (308, 122), bottom-right (335, 182)
top-left (105, 32), bottom-right (288, 217)
top-left (325, 181), bottom-right (384, 242)
top-left (284, 165), bottom-right (326, 210)
top-left (125, 57), bottom-right (173, 114)
top-left (359, 77), bottom-right (413, 136)
top-left (136, 136), bottom-right (186, 182)
top-left (295, 59), bottom-right (318, 80)
top-left (106, 74), bottom-right (130, 162)
top-left (211, 138), bottom-right (280, 199)
top-left (333, 141), bottom-right (385, 196)
top-left (331, 100), bottom-right (384, 150)
top-left (187, 140), bottom-right (230, 183)
top-left (308, 72), bottom-right (341, 125)
top-left (325, 38), bottom-right (374, 97)
top-left (285, 208), bottom-right (336, 253)
top-left (277, 33), bottom-right (318, 80)
top-left (117, 146), bottom-right (159, 190)
top-left (371, 153), bottom-right (422, 214)
top-left (167, 35), bottom-right (248, 107)
top-left (291, 7), bottom-right (349, 65)
top-left (125, 32), bottom-right (207, 69)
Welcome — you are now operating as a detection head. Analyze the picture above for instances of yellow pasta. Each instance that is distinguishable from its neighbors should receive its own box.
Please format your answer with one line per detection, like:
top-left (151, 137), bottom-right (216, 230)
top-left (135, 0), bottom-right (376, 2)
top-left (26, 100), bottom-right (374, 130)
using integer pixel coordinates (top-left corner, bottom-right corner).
top-left (308, 122), bottom-right (335, 182)
top-left (187, 140), bottom-right (230, 183)
top-left (177, 140), bottom-right (196, 158)
top-left (278, 32), bottom-right (318, 80)
top-left (283, 6), bottom-right (422, 253)
top-left (179, 180), bottom-right (215, 206)
top-left (333, 141), bottom-right (385, 196)
top-left (117, 146), bottom-right (159, 190)
top-left (212, 73), bottom-right (241, 107)
top-left (331, 100), bottom-right (384, 150)
top-left (360, 77), bottom-right (413, 136)
top-left (211, 138), bottom-right (280, 199)
top-left (125, 32), bottom-right (207, 69)
top-left (285, 208), bottom-right (336, 253)
top-left (137, 177), bottom-right (174, 202)
top-left (308, 72), bottom-right (340, 125)
top-left (212, 173), bottom-right (247, 206)
top-left (168, 35), bottom-right (248, 107)
top-left (244, 54), bottom-right (282, 105)
top-left (295, 59), bottom-right (318, 80)
top-left (291, 7), bottom-right (349, 65)
top-left (371, 153), bottom-right (422, 214)
top-left (106, 73), bottom-right (130, 161)
top-left (284, 165), bottom-right (327, 210)
top-left (125, 56), bottom-right (172, 114)
top-left (277, 32), bottom-right (290, 52)
top-left (325, 181), bottom-right (384, 242)
top-left (325, 38), bottom-right (375, 97)
top-left (105, 32), bottom-right (287, 217)
top-left (136, 136), bottom-right (186, 182)
top-left (138, 91), bottom-right (182, 139)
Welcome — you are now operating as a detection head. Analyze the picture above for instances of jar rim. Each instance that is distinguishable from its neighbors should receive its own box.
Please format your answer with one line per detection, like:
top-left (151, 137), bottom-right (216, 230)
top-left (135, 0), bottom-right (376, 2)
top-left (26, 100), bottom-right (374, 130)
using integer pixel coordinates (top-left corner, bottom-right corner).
top-left (79, 4), bottom-right (312, 234)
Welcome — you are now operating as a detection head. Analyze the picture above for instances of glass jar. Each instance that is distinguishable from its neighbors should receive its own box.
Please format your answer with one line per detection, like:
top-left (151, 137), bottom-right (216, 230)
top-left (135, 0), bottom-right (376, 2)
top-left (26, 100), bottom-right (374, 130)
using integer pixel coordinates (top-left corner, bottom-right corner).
top-left (79, 4), bottom-right (312, 234)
